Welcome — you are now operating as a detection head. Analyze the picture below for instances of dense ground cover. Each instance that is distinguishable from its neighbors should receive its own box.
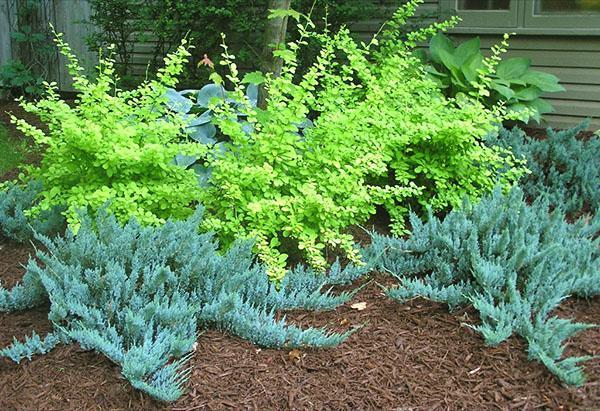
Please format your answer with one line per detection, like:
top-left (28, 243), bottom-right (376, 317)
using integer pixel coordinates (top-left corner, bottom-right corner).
top-left (0, 0), bottom-right (598, 407)
top-left (0, 206), bottom-right (598, 409)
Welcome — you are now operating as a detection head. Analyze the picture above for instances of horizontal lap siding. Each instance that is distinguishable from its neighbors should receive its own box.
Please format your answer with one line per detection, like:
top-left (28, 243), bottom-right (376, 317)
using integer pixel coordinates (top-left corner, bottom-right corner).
top-left (453, 35), bottom-right (600, 130)
top-left (14, 0), bottom-right (595, 131)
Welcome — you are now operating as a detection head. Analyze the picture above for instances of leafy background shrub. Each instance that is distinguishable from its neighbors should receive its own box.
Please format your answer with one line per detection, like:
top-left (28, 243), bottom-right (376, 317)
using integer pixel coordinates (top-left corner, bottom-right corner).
top-left (419, 32), bottom-right (565, 123)
top-left (85, 0), bottom-right (379, 86)
top-left (0, 209), bottom-right (366, 401)
top-left (367, 188), bottom-right (599, 386)
top-left (0, 0), bottom-right (55, 97)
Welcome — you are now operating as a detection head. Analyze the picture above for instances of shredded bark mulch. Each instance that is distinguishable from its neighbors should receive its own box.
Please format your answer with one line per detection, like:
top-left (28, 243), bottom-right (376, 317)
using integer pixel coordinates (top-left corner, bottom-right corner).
top-left (1, 102), bottom-right (598, 410)
top-left (0, 241), bottom-right (598, 410)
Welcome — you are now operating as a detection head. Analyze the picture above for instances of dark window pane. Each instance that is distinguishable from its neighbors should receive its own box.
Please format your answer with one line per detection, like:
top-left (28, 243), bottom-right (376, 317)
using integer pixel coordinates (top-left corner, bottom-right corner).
top-left (458, 0), bottom-right (511, 10)
top-left (535, 0), bottom-right (600, 14)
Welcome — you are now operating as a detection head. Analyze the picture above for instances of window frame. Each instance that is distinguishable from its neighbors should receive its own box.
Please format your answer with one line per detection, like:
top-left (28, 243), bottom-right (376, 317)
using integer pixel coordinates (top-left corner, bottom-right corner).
top-left (439, 0), bottom-right (520, 28)
top-left (523, 0), bottom-right (600, 30)
top-left (440, 0), bottom-right (600, 35)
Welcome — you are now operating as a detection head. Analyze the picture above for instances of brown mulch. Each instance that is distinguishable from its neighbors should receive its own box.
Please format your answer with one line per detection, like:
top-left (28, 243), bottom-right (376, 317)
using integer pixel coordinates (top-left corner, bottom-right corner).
top-left (1, 102), bottom-right (599, 409)
top-left (0, 240), bottom-right (598, 410)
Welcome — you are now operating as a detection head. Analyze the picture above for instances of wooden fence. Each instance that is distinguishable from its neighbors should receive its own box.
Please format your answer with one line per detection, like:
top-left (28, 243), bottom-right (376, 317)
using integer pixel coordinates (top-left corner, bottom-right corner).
top-left (0, 0), bottom-right (96, 91)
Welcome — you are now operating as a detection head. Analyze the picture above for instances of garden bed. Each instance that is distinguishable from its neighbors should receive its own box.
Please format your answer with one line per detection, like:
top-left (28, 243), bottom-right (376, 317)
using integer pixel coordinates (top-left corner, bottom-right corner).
top-left (0, 100), bottom-right (599, 409)
top-left (0, 241), bottom-right (599, 410)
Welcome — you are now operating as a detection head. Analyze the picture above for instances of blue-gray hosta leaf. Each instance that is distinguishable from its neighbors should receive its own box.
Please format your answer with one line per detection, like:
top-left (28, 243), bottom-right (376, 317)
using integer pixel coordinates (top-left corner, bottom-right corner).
top-left (197, 84), bottom-right (226, 107)
top-left (189, 123), bottom-right (217, 144)
top-left (246, 84), bottom-right (259, 107)
top-left (191, 164), bottom-right (212, 187)
top-left (164, 89), bottom-right (193, 114)
top-left (172, 154), bottom-right (197, 168)
top-left (240, 121), bottom-right (254, 136)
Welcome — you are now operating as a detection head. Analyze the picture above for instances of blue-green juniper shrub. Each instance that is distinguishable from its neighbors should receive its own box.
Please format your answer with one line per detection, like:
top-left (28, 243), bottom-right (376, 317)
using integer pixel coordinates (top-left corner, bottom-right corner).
top-left (486, 121), bottom-right (600, 215)
top-left (0, 180), bottom-right (64, 242)
top-left (366, 188), bottom-right (599, 386)
top-left (0, 208), bottom-right (367, 401)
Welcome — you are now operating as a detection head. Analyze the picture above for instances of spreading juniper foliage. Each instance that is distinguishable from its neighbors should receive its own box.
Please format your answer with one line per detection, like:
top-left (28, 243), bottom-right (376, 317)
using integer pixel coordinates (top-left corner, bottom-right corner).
top-left (0, 208), bottom-right (366, 402)
top-left (366, 188), bottom-right (600, 386)
top-left (487, 121), bottom-right (600, 214)
top-left (0, 180), bottom-right (64, 242)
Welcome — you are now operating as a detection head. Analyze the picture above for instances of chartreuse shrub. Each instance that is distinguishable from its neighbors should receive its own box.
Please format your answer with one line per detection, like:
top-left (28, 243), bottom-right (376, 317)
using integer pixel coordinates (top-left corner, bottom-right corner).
top-left (10, 32), bottom-right (205, 232)
top-left (486, 121), bottom-right (600, 215)
top-left (0, 208), bottom-right (367, 402)
top-left (420, 32), bottom-right (565, 123)
top-left (367, 188), bottom-right (599, 386)
top-left (0, 180), bottom-right (64, 242)
top-left (179, 1), bottom-right (525, 280)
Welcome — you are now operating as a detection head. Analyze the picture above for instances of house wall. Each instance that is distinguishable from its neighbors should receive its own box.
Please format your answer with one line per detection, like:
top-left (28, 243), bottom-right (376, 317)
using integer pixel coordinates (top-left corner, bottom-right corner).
top-left (1, 0), bottom-right (598, 130)
top-left (351, 0), bottom-right (600, 130)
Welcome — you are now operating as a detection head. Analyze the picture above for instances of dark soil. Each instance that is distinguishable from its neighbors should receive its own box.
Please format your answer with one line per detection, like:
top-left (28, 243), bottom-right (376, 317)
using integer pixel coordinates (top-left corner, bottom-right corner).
top-left (0, 102), bottom-right (598, 410)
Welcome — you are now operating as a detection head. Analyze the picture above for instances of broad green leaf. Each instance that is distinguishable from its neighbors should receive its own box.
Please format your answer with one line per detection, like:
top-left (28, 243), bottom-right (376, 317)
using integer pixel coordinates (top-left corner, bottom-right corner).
top-left (496, 58), bottom-right (531, 80)
top-left (429, 33), bottom-right (455, 65)
top-left (462, 53), bottom-right (483, 83)
top-left (412, 49), bottom-right (428, 63)
top-left (490, 82), bottom-right (516, 100)
top-left (520, 70), bottom-right (565, 93)
top-left (438, 49), bottom-right (460, 71)
top-left (515, 86), bottom-right (543, 102)
top-left (241, 71), bottom-right (266, 85)
top-left (268, 8), bottom-right (302, 22)
top-left (454, 37), bottom-right (481, 65)
top-left (425, 65), bottom-right (448, 77)
top-left (528, 97), bottom-right (555, 114)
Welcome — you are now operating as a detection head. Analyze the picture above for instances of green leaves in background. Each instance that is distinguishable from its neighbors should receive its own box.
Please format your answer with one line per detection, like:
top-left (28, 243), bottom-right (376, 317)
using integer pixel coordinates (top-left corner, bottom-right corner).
top-left (425, 33), bottom-right (565, 123)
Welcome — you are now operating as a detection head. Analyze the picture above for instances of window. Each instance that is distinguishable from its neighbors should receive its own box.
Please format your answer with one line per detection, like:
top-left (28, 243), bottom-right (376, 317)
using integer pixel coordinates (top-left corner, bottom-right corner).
top-left (441, 0), bottom-right (600, 34)
top-left (535, 0), bottom-right (600, 14)
top-left (458, 0), bottom-right (510, 11)
top-left (525, 0), bottom-right (600, 30)
top-left (440, 0), bottom-right (520, 28)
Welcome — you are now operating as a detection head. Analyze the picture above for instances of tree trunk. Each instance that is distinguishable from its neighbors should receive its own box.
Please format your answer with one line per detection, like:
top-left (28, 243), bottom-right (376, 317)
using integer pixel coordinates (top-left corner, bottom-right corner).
top-left (258, 0), bottom-right (292, 108)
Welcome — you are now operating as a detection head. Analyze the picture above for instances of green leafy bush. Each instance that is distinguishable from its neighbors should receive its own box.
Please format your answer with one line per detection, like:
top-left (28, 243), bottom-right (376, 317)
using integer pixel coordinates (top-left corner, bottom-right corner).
top-left (367, 188), bottom-right (599, 386)
top-left (86, 0), bottom-right (376, 85)
top-left (11, 33), bottom-right (204, 231)
top-left (422, 32), bottom-right (564, 122)
top-left (486, 121), bottom-right (600, 214)
top-left (0, 208), bottom-right (366, 401)
top-left (189, 1), bottom-right (524, 280)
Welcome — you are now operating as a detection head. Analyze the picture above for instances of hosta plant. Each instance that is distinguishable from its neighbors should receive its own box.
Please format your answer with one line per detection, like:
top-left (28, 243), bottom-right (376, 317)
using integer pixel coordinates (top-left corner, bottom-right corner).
top-left (421, 32), bottom-right (565, 122)
top-left (10, 32), bottom-right (205, 231)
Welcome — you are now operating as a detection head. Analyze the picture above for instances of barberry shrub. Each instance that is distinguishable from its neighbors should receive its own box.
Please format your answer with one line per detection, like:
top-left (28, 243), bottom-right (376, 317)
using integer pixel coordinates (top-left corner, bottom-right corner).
top-left (197, 0), bottom-right (524, 280)
top-left (367, 188), bottom-right (599, 386)
top-left (0, 209), bottom-right (367, 401)
top-left (10, 32), bottom-right (205, 231)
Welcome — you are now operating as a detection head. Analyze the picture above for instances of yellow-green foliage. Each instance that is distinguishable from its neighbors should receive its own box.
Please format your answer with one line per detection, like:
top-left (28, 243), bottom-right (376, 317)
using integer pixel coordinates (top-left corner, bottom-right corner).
top-left (196, 1), bottom-right (525, 280)
top-left (11, 33), bottom-right (205, 231)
